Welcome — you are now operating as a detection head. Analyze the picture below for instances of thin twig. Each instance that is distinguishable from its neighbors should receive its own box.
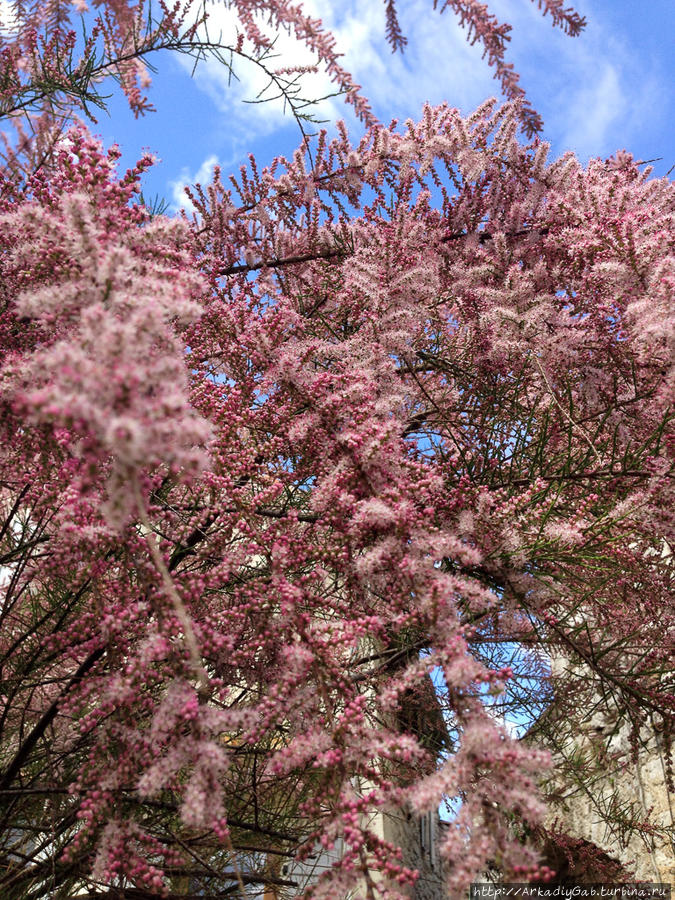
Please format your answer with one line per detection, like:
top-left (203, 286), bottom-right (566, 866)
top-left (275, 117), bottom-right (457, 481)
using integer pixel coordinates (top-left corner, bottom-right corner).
top-left (221, 827), bottom-right (250, 900)
top-left (530, 351), bottom-right (601, 465)
top-left (132, 476), bottom-right (210, 698)
top-left (217, 247), bottom-right (342, 277)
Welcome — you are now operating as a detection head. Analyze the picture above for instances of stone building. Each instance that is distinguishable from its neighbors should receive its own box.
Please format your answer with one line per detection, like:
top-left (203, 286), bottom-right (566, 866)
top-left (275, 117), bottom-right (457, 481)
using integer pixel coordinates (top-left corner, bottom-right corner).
top-left (269, 807), bottom-right (446, 899)
top-left (531, 704), bottom-right (674, 886)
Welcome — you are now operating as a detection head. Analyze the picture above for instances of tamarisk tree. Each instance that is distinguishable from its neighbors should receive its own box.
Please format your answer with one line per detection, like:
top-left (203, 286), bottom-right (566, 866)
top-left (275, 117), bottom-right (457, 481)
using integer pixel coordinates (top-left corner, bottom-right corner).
top-left (0, 1), bottom-right (673, 898)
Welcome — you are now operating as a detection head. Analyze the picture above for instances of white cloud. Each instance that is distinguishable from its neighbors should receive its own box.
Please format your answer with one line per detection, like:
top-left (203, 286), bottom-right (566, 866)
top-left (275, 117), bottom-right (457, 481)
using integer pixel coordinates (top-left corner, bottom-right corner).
top-left (558, 62), bottom-right (623, 157)
top-left (168, 0), bottom-right (669, 177)
top-left (175, 0), bottom-right (496, 142)
top-left (0, 0), bottom-right (20, 37)
top-left (169, 153), bottom-right (220, 211)
top-left (173, 1), bottom-right (343, 138)
top-left (326, 0), bottom-right (496, 117)
top-left (488, 0), bottom-right (664, 159)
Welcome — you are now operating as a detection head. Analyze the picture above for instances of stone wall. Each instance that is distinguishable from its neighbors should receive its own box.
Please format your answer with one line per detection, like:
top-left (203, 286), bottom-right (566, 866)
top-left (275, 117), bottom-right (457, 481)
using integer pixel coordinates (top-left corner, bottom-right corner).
top-left (380, 807), bottom-right (446, 900)
top-left (534, 705), bottom-right (674, 886)
top-left (275, 807), bottom-right (447, 899)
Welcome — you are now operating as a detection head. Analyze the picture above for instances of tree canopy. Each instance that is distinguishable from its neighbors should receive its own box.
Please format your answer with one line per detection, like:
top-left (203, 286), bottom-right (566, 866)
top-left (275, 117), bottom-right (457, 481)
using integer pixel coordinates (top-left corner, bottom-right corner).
top-left (0, 1), bottom-right (672, 898)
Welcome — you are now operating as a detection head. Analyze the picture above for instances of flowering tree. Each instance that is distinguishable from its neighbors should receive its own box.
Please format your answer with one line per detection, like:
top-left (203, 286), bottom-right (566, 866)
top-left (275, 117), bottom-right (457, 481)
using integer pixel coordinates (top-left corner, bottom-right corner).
top-left (0, 1), bottom-right (673, 898)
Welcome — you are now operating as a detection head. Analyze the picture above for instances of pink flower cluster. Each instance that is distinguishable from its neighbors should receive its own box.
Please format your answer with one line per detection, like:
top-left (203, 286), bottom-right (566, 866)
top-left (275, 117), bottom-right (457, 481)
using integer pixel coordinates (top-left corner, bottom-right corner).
top-left (1, 129), bottom-right (211, 527)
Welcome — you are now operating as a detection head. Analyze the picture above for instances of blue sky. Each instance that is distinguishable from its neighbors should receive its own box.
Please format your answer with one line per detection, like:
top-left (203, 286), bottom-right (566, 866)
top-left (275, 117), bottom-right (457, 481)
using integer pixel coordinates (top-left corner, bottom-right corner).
top-left (95, 0), bottom-right (674, 209)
